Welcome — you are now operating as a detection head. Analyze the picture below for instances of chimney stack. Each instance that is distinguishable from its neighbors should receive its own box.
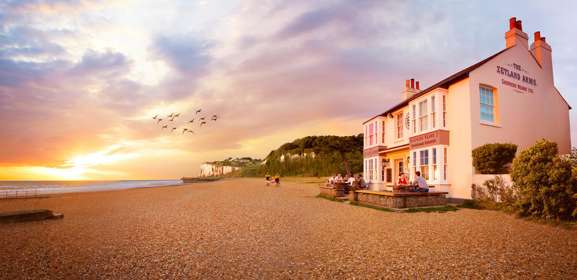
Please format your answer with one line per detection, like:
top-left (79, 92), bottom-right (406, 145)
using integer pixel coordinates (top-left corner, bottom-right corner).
top-left (403, 78), bottom-right (421, 100)
top-left (530, 30), bottom-right (553, 83)
top-left (505, 17), bottom-right (528, 49)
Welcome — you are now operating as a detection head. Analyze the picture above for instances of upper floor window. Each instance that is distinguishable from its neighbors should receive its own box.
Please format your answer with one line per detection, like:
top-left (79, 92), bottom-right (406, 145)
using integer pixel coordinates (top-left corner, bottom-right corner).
top-left (431, 96), bottom-right (436, 129)
top-left (442, 95), bottom-right (447, 127)
top-left (396, 112), bottom-right (403, 139)
top-left (381, 121), bottom-right (385, 144)
top-left (419, 100), bottom-right (428, 132)
top-left (369, 123), bottom-right (374, 145)
top-left (480, 86), bottom-right (495, 123)
top-left (412, 105), bottom-right (417, 133)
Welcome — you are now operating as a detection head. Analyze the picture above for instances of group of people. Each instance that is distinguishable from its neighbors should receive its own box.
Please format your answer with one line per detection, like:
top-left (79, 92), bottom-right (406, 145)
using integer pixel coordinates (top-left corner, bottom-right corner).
top-left (328, 173), bottom-right (367, 189)
top-left (264, 174), bottom-right (280, 186)
top-left (397, 171), bottom-right (429, 192)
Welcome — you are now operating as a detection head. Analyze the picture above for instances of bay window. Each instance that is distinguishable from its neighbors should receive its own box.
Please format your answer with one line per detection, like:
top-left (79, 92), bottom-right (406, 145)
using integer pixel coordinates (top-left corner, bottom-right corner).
top-left (419, 150), bottom-right (429, 180)
top-left (432, 148), bottom-right (438, 180)
top-left (368, 158), bottom-right (374, 180)
top-left (443, 147), bottom-right (448, 181)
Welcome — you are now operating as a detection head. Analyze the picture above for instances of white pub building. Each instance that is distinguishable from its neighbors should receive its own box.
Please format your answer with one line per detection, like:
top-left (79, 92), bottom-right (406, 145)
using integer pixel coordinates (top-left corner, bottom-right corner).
top-left (362, 17), bottom-right (571, 199)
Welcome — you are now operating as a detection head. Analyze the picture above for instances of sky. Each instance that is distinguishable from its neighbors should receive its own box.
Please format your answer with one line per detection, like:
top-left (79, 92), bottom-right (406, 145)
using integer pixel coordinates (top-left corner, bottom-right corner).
top-left (0, 0), bottom-right (576, 180)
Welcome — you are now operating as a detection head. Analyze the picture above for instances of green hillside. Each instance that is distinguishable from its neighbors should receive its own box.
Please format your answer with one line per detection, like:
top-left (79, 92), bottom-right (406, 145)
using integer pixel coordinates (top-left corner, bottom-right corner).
top-left (241, 134), bottom-right (363, 177)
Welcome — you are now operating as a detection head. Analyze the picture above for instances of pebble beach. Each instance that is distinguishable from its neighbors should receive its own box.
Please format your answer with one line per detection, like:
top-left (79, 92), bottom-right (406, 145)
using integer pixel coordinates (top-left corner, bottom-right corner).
top-left (0, 178), bottom-right (576, 279)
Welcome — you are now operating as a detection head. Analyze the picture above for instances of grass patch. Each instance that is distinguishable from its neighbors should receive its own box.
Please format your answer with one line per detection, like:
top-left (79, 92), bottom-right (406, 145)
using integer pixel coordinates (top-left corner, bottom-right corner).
top-left (457, 200), bottom-right (484, 209)
top-left (349, 201), bottom-right (394, 212)
top-left (316, 193), bottom-right (343, 202)
top-left (405, 205), bottom-right (459, 213)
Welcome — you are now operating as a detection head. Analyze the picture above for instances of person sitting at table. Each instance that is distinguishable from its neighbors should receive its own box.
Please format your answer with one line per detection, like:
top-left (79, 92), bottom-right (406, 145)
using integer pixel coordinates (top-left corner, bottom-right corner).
top-left (335, 173), bottom-right (343, 183)
top-left (397, 172), bottom-right (408, 186)
top-left (357, 174), bottom-right (367, 189)
top-left (347, 175), bottom-right (355, 186)
top-left (413, 171), bottom-right (429, 192)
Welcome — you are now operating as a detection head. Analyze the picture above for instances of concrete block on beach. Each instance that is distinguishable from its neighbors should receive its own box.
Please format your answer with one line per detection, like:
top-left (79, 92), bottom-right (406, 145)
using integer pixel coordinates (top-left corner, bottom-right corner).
top-left (0, 209), bottom-right (63, 223)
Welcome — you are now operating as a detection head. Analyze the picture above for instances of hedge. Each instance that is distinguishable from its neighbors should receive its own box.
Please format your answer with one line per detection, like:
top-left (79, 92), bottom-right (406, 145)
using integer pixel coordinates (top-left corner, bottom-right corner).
top-left (472, 143), bottom-right (517, 174)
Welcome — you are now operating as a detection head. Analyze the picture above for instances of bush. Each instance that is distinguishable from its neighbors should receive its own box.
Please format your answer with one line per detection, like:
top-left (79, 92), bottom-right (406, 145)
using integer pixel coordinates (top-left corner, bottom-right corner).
top-left (511, 140), bottom-right (577, 221)
top-left (471, 176), bottom-right (516, 210)
top-left (472, 143), bottom-right (517, 174)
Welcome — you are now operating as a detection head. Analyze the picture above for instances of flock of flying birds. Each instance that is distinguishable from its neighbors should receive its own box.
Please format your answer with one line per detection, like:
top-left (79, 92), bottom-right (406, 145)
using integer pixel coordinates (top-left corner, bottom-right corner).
top-left (152, 109), bottom-right (218, 135)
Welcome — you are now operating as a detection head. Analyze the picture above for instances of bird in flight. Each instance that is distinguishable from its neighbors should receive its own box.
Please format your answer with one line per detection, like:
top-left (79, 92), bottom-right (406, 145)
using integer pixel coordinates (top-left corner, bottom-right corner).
top-left (195, 109), bottom-right (202, 114)
top-left (153, 114), bottom-right (159, 120)
top-left (171, 127), bottom-right (177, 132)
top-left (187, 130), bottom-right (194, 134)
top-left (211, 115), bottom-right (218, 121)
top-left (156, 118), bottom-right (163, 124)
top-left (200, 121), bottom-right (207, 126)
top-left (161, 125), bottom-right (168, 129)
top-left (188, 119), bottom-right (194, 123)
top-left (168, 113), bottom-right (174, 118)
top-left (199, 117), bottom-right (206, 121)
top-left (174, 113), bottom-right (180, 118)
top-left (182, 128), bottom-right (188, 134)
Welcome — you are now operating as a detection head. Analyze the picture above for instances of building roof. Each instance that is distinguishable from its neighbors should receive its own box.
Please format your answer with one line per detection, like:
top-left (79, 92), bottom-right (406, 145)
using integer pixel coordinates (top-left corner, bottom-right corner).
top-left (363, 48), bottom-right (511, 124)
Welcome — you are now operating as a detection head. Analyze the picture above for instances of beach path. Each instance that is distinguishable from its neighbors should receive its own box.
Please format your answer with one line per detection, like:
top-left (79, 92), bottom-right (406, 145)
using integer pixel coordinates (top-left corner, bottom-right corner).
top-left (0, 178), bottom-right (576, 279)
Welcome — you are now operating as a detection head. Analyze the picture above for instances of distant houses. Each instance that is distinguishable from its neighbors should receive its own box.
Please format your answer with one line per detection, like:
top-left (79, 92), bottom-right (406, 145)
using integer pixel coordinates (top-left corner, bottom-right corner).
top-left (199, 157), bottom-right (261, 177)
top-left (199, 163), bottom-right (239, 177)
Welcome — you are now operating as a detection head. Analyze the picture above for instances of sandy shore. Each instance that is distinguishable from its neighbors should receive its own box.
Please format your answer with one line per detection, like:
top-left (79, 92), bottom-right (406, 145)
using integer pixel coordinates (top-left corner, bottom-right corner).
top-left (0, 178), bottom-right (576, 279)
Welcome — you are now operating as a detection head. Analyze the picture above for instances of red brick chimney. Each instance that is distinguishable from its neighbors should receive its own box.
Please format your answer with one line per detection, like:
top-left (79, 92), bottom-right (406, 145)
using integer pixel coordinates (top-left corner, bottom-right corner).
top-left (403, 78), bottom-right (420, 100)
top-left (505, 17), bottom-right (528, 49)
top-left (530, 31), bottom-right (553, 82)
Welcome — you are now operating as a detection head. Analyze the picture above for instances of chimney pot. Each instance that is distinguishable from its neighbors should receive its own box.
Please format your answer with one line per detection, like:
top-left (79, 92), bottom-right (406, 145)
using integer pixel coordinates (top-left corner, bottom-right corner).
top-left (405, 80), bottom-right (410, 89)
top-left (515, 20), bottom-right (523, 31)
top-left (410, 78), bottom-right (415, 89)
top-left (509, 17), bottom-right (517, 29)
top-left (534, 31), bottom-right (541, 42)
top-left (416, 81), bottom-right (420, 90)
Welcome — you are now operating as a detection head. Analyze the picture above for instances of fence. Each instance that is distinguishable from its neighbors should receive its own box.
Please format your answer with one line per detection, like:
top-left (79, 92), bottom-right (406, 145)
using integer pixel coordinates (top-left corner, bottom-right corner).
top-left (0, 189), bottom-right (41, 200)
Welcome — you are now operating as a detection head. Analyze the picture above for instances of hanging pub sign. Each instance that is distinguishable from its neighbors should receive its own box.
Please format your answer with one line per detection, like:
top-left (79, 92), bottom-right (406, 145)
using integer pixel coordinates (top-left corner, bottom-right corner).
top-left (496, 63), bottom-right (537, 94)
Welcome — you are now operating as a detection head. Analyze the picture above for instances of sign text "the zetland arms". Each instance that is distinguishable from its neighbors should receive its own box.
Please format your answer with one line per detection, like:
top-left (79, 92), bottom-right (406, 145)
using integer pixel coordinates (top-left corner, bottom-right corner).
top-left (496, 64), bottom-right (537, 86)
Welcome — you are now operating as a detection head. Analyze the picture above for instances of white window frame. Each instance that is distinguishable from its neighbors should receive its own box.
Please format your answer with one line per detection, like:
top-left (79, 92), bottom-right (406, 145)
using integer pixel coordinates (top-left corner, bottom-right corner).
top-left (418, 100), bottom-right (429, 132)
top-left (396, 112), bottom-right (403, 139)
top-left (480, 86), bottom-right (496, 124)
top-left (442, 95), bottom-right (447, 128)
top-left (431, 96), bottom-right (436, 129)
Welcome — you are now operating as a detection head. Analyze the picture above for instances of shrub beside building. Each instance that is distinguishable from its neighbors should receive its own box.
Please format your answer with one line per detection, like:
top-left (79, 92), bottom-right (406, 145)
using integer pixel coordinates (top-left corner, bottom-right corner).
top-left (472, 143), bottom-right (517, 174)
top-left (471, 140), bottom-right (577, 221)
top-left (511, 140), bottom-right (577, 221)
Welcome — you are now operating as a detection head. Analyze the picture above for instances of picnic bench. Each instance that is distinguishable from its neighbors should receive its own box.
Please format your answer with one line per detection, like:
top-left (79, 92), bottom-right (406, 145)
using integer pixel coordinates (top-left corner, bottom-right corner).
top-left (353, 190), bottom-right (448, 209)
top-left (319, 182), bottom-right (351, 199)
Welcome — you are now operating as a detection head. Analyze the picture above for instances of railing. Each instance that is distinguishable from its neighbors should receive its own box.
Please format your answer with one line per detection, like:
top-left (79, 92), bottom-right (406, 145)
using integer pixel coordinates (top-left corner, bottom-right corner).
top-left (0, 189), bottom-right (41, 200)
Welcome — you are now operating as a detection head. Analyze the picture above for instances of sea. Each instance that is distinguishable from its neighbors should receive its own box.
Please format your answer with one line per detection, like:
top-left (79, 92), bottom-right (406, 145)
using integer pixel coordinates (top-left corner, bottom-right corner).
top-left (0, 180), bottom-right (183, 196)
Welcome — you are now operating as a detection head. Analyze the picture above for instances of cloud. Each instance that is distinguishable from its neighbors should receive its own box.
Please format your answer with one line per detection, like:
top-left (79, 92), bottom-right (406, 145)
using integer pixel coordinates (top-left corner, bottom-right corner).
top-left (1, 0), bottom-right (576, 179)
top-left (152, 35), bottom-right (213, 75)
top-left (71, 50), bottom-right (130, 77)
